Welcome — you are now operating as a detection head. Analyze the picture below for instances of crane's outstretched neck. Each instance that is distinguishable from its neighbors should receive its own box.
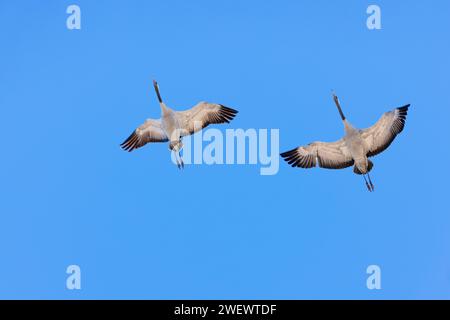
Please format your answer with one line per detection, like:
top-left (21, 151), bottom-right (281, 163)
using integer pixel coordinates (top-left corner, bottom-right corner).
top-left (153, 80), bottom-right (163, 103)
top-left (153, 80), bottom-right (169, 114)
top-left (333, 93), bottom-right (346, 121)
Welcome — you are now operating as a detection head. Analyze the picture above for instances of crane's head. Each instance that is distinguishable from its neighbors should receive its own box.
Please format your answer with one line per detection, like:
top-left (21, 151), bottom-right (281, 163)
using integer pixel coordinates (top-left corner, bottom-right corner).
top-left (153, 80), bottom-right (163, 103)
top-left (332, 92), bottom-right (346, 121)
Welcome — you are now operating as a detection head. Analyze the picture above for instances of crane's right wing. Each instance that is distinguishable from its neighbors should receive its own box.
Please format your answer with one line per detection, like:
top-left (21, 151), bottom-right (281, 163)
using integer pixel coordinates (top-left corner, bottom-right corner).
top-left (176, 102), bottom-right (238, 136)
top-left (120, 118), bottom-right (168, 152)
top-left (360, 104), bottom-right (410, 157)
top-left (281, 139), bottom-right (354, 169)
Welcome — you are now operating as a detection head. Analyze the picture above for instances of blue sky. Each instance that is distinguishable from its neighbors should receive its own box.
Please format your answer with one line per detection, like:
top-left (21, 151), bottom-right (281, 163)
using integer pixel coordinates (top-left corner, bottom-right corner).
top-left (1, 0), bottom-right (450, 299)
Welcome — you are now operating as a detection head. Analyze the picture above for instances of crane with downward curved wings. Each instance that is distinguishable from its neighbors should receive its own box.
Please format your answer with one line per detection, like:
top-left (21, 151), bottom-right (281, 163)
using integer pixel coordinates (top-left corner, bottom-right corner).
top-left (281, 93), bottom-right (410, 192)
top-left (121, 80), bottom-right (238, 168)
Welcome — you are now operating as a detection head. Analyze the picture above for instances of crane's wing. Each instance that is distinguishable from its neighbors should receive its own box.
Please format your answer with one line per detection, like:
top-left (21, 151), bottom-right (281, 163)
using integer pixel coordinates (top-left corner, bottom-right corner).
top-left (360, 104), bottom-right (410, 157)
top-left (281, 139), bottom-right (354, 169)
top-left (120, 118), bottom-right (168, 152)
top-left (176, 102), bottom-right (238, 136)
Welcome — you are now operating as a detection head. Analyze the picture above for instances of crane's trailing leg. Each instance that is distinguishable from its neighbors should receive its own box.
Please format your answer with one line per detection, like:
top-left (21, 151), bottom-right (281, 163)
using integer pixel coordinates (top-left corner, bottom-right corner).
top-left (363, 175), bottom-right (373, 192)
top-left (173, 150), bottom-right (182, 169)
top-left (170, 140), bottom-right (184, 170)
top-left (367, 173), bottom-right (374, 191)
top-left (178, 151), bottom-right (184, 169)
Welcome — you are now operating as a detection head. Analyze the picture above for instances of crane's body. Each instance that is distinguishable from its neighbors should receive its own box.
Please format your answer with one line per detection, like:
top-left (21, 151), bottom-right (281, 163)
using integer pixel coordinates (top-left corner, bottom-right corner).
top-left (342, 120), bottom-right (370, 174)
top-left (121, 80), bottom-right (238, 168)
top-left (281, 93), bottom-right (410, 191)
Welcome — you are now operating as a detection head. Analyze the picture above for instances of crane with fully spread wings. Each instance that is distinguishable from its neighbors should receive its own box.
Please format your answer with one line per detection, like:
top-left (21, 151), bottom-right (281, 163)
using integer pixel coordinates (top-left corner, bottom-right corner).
top-left (281, 94), bottom-right (410, 191)
top-left (121, 80), bottom-right (238, 168)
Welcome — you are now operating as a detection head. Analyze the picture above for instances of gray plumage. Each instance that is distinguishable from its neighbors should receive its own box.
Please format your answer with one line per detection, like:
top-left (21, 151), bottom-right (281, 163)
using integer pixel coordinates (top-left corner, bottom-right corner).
top-left (281, 93), bottom-right (410, 191)
top-left (121, 80), bottom-right (238, 168)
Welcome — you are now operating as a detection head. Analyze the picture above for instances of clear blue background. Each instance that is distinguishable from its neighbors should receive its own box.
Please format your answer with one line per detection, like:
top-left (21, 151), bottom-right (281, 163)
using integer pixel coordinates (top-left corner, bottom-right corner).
top-left (1, 0), bottom-right (449, 299)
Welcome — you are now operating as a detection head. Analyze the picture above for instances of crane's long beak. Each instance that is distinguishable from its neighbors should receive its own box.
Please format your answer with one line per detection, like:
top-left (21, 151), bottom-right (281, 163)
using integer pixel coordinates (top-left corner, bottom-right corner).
top-left (333, 93), bottom-right (346, 121)
top-left (153, 80), bottom-right (163, 103)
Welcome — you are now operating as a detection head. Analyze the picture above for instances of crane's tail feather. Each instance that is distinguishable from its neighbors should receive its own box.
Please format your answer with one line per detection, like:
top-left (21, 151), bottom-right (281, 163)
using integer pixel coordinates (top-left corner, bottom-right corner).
top-left (353, 160), bottom-right (374, 175)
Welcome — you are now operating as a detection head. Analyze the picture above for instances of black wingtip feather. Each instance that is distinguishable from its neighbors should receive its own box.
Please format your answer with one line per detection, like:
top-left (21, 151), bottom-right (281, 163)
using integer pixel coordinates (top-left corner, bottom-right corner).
top-left (220, 105), bottom-right (238, 114)
top-left (120, 131), bottom-right (139, 152)
top-left (216, 105), bottom-right (238, 124)
top-left (280, 148), bottom-right (301, 167)
top-left (280, 148), bottom-right (297, 158)
top-left (396, 104), bottom-right (410, 126)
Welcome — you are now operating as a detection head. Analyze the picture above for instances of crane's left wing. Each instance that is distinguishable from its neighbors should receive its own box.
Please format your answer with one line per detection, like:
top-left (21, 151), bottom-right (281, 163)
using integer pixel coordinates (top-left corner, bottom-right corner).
top-left (176, 102), bottom-right (238, 136)
top-left (120, 118), bottom-right (168, 152)
top-left (281, 139), bottom-right (354, 169)
top-left (360, 104), bottom-right (410, 157)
